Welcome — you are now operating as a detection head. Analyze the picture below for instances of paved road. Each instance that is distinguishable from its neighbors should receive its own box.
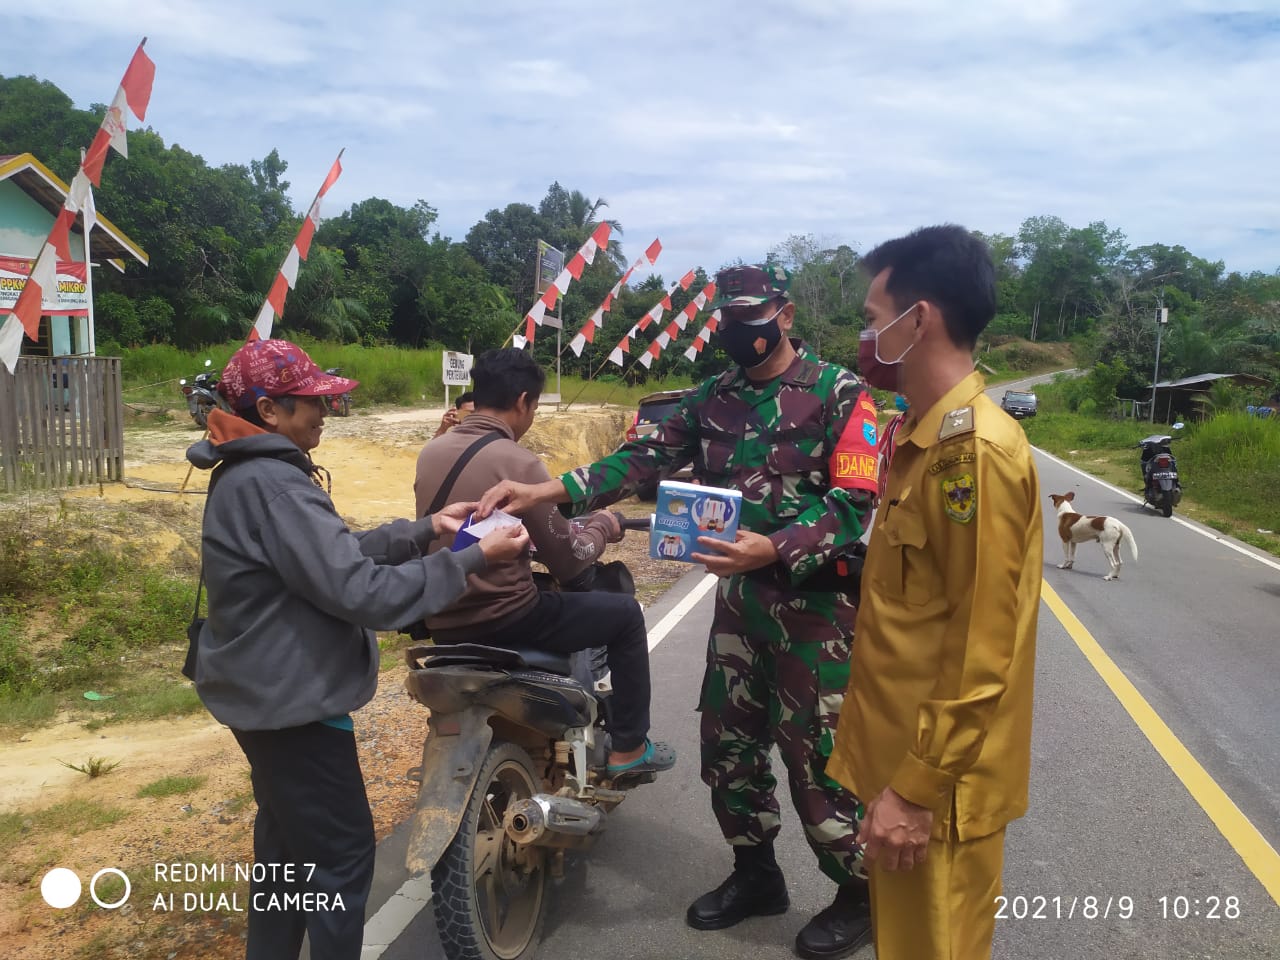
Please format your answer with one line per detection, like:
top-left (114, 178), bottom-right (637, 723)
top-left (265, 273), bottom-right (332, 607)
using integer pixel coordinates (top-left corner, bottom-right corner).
top-left (356, 402), bottom-right (1278, 960)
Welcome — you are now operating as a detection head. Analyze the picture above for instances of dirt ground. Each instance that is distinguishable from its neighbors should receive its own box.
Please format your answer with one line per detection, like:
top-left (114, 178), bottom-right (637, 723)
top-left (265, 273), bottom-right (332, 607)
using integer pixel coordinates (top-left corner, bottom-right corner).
top-left (0, 402), bottom-right (683, 960)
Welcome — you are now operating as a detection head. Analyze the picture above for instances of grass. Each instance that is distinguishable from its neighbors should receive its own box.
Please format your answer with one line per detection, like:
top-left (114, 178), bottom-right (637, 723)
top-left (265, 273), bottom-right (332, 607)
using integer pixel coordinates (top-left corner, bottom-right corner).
top-left (0, 810), bottom-right (27, 857)
top-left (1023, 408), bottom-right (1280, 557)
top-left (378, 632), bottom-right (416, 672)
top-left (58, 756), bottom-right (122, 778)
top-left (137, 774), bottom-right (207, 799)
top-left (976, 338), bottom-right (1077, 382)
top-left (117, 339), bottom-right (451, 407)
top-left (0, 500), bottom-right (197, 730)
top-left (557, 374), bottom-right (696, 409)
top-left (0, 798), bottom-right (129, 857)
top-left (0, 684), bottom-right (58, 726)
top-left (115, 339), bottom-right (697, 416)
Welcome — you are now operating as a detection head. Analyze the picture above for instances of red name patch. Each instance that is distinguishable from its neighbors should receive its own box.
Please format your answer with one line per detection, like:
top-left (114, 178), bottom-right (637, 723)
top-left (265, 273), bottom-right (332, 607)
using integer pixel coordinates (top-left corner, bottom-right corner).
top-left (830, 409), bottom-right (879, 492)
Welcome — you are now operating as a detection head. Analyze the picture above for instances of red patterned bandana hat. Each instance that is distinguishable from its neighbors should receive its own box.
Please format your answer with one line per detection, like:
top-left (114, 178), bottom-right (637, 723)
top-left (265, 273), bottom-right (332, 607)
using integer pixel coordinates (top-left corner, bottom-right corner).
top-left (218, 339), bottom-right (358, 411)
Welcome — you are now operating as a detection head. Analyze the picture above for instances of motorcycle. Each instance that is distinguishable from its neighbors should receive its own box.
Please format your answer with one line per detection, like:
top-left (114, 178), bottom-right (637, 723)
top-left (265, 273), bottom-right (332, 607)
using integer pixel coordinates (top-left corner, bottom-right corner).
top-left (1138, 422), bottom-right (1184, 518)
top-left (324, 366), bottom-right (352, 416)
top-left (179, 359), bottom-right (233, 429)
top-left (401, 516), bottom-right (651, 960)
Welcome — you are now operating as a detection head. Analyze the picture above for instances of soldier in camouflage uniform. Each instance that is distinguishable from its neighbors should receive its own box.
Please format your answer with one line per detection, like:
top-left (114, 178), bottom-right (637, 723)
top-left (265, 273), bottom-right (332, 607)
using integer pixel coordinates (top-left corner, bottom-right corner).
top-left (478, 264), bottom-right (881, 959)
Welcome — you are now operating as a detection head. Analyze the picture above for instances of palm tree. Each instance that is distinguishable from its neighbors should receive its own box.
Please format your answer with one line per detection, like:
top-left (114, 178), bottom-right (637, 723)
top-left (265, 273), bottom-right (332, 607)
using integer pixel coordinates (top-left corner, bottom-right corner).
top-left (566, 190), bottom-right (625, 269)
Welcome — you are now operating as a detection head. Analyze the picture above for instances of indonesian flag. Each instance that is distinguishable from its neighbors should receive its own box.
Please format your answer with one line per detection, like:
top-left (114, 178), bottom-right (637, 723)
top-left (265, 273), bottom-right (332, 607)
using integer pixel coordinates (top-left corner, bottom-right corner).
top-left (2, 40), bottom-right (155, 374)
top-left (567, 306), bottom-right (605, 357)
top-left (250, 152), bottom-right (344, 341)
top-left (638, 282), bottom-right (715, 369)
top-left (639, 319), bottom-right (681, 369)
top-left (605, 268), bottom-right (696, 367)
top-left (684, 311), bottom-right (721, 362)
top-left (520, 223), bottom-right (611, 348)
top-left (81, 42), bottom-right (155, 186)
top-left (568, 237), bottom-right (662, 357)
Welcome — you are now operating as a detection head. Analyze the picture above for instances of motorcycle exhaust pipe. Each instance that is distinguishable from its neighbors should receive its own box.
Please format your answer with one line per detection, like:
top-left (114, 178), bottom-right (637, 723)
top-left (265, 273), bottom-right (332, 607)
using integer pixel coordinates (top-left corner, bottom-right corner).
top-left (505, 795), bottom-right (603, 849)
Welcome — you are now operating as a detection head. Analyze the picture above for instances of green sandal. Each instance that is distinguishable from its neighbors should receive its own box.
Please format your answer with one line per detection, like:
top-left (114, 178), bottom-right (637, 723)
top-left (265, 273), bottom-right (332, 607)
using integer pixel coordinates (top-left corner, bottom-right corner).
top-left (607, 738), bottom-right (677, 775)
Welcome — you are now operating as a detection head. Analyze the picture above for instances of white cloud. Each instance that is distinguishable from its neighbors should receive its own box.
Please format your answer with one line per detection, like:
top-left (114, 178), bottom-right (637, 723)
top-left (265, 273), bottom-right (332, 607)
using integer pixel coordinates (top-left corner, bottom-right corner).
top-left (3, 0), bottom-right (1277, 275)
top-left (16, 0), bottom-right (316, 65)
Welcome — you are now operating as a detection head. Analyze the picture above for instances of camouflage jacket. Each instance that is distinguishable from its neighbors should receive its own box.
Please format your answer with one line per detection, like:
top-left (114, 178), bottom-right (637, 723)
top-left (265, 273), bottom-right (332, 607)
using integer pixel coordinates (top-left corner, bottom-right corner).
top-left (561, 341), bottom-right (879, 584)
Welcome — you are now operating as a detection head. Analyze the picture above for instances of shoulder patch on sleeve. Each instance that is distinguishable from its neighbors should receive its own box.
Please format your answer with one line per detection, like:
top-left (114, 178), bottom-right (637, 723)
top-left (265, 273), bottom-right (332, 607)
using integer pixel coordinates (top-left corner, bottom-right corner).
top-left (831, 403), bottom-right (879, 493)
top-left (941, 472), bottom-right (977, 523)
top-left (938, 406), bottom-right (975, 442)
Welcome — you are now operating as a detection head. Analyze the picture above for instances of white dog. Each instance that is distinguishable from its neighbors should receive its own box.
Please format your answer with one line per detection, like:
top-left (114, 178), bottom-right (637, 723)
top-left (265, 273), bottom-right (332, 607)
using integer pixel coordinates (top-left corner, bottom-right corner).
top-left (1049, 492), bottom-right (1139, 581)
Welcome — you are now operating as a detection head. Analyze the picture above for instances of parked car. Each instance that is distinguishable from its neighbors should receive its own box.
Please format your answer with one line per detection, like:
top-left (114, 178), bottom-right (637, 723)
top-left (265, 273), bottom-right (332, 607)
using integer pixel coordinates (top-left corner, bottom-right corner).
top-left (623, 387), bottom-right (697, 500)
top-left (1000, 389), bottom-right (1038, 419)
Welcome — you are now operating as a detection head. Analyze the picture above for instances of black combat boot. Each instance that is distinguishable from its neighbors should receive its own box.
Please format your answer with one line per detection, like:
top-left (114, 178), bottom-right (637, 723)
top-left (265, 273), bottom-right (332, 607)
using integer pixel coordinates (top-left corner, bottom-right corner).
top-left (686, 843), bottom-right (790, 931)
top-left (794, 878), bottom-right (873, 959)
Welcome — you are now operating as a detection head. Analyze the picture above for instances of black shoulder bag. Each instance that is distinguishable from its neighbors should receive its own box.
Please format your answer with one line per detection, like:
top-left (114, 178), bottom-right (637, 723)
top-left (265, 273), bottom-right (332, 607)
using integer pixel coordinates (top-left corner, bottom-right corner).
top-left (182, 458), bottom-right (242, 681)
top-left (402, 431), bottom-right (506, 640)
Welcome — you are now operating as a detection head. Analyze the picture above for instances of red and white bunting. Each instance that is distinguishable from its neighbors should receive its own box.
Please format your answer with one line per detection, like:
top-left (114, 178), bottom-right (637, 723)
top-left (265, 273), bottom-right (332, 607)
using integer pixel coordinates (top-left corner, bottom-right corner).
top-left (605, 269), bottom-right (696, 367)
top-left (249, 152), bottom-right (344, 341)
top-left (568, 237), bottom-right (662, 357)
top-left (2, 40), bottom-right (155, 374)
top-left (684, 310), bottom-right (721, 362)
top-left (639, 282), bottom-right (715, 369)
top-left (515, 222), bottom-right (611, 349)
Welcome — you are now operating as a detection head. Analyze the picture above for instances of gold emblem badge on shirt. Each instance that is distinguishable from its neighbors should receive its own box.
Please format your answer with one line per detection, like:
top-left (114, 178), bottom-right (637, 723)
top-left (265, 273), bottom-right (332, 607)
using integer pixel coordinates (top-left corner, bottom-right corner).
top-left (941, 473), bottom-right (977, 523)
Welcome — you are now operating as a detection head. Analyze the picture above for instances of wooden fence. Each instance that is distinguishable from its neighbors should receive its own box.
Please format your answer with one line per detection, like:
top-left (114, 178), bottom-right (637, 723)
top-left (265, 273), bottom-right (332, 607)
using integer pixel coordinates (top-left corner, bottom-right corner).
top-left (0, 357), bottom-right (125, 492)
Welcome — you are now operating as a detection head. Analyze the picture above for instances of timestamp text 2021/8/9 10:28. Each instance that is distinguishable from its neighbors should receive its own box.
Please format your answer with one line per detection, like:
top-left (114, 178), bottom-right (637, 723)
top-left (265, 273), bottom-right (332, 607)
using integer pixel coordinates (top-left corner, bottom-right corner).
top-left (995, 894), bottom-right (1243, 920)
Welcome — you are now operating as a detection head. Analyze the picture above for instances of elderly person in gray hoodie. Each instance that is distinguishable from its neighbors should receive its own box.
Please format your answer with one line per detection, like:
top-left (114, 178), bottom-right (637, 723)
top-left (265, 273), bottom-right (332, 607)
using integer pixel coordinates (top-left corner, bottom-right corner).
top-left (187, 338), bottom-right (527, 960)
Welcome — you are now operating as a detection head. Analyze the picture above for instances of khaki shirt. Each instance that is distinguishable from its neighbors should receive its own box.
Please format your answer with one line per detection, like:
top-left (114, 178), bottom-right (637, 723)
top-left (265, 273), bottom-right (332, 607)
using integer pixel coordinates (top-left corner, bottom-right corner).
top-left (828, 371), bottom-right (1043, 841)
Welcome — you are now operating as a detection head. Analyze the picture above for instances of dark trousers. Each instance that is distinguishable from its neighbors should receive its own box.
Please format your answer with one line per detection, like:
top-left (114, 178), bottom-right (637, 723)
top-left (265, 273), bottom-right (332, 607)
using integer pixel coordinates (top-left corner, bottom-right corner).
top-left (231, 723), bottom-right (376, 960)
top-left (481, 590), bottom-right (652, 752)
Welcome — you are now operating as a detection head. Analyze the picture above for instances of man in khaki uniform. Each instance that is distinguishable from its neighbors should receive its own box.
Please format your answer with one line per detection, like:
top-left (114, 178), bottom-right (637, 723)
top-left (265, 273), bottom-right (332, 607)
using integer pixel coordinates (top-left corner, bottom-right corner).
top-left (828, 225), bottom-right (1042, 960)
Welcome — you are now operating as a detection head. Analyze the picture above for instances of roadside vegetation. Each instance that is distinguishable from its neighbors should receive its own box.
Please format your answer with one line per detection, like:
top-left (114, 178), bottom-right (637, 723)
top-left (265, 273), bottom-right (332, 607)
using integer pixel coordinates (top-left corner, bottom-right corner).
top-left (121, 339), bottom-right (695, 413)
top-left (1024, 373), bottom-right (1280, 556)
top-left (0, 497), bottom-right (201, 730)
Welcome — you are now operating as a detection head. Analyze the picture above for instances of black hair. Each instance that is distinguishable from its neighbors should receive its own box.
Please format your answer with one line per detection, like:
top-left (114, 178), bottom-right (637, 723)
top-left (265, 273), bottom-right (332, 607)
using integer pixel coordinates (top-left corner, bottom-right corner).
top-left (862, 224), bottom-right (996, 349)
top-left (471, 348), bottom-right (545, 410)
top-left (238, 394), bottom-right (297, 428)
top-left (454, 391), bottom-right (475, 409)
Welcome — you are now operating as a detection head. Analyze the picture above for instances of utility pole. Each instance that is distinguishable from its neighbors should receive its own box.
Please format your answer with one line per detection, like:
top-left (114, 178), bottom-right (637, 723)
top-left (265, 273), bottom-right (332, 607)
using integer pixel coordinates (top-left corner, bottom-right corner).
top-left (1150, 293), bottom-right (1169, 423)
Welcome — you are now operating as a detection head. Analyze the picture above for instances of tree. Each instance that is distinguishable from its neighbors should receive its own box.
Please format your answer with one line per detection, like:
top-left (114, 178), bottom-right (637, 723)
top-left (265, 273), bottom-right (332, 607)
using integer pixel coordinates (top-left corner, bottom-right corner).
top-left (766, 234), bottom-right (865, 355)
top-left (465, 202), bottom-right (550, 312)
top-left (538, 182), bottom-right (625, 269)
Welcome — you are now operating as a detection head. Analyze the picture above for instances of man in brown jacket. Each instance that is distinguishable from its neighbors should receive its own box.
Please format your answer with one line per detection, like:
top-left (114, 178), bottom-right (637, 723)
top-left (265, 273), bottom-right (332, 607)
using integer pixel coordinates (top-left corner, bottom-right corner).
top-left (414, 348), bottom-right (675, 776)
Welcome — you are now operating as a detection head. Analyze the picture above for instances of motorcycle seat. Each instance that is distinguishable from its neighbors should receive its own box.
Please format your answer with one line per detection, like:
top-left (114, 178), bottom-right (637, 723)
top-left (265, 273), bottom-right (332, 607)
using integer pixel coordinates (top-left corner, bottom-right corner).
top-left (417, 641), bottom-right (572, 676)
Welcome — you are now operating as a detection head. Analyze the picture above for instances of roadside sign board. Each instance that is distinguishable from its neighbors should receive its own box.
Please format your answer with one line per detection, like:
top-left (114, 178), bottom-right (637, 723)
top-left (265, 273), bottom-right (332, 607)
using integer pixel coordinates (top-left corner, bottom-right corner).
top-left (443, 350), bottom-right (473, 386)
top-left (535, 240), bottom-right (564, 295)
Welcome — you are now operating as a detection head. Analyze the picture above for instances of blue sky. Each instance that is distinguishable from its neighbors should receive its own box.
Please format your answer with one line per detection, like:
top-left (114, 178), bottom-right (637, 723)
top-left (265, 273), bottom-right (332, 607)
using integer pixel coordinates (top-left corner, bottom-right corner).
top-left (7, 1), bottom-right (1280, 282)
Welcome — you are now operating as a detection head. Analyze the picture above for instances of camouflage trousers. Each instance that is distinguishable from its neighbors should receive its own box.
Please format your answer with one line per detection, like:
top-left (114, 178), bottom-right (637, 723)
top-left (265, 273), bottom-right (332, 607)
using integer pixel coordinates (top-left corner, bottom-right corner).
top-left (698, 574), bottom-right (865, 885)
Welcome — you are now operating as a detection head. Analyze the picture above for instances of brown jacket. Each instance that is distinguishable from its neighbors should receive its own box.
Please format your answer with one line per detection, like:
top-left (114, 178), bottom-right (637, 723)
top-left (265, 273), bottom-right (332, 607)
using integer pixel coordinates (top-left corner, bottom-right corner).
top-left (413, 413), bottom-right (616, 638)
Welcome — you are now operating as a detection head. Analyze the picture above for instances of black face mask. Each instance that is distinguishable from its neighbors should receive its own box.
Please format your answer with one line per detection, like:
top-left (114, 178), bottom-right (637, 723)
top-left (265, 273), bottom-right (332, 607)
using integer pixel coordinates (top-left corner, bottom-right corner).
top-left (718, 304), bottom-right (784, 368)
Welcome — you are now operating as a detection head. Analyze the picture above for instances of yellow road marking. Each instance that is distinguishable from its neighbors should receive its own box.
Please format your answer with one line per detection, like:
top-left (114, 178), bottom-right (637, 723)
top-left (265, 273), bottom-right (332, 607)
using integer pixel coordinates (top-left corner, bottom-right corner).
top-left (1041, 580), bottom-right (1280, 906)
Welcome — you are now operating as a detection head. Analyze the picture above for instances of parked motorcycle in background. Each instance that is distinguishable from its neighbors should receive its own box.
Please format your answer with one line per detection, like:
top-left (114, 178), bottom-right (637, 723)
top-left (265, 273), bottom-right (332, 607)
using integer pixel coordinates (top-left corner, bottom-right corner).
top-left (1138, 422), bottom-right (1184, 517)
top-left (179, 359), bottom-right (233, 428)
top-left (324, 366), bottom-right (351, 416)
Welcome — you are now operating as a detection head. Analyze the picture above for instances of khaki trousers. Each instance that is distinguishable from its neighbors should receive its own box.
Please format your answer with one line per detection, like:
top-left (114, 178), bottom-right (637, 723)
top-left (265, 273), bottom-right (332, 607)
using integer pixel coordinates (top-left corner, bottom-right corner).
top-left (868, 826), bottom-right (1007, 960)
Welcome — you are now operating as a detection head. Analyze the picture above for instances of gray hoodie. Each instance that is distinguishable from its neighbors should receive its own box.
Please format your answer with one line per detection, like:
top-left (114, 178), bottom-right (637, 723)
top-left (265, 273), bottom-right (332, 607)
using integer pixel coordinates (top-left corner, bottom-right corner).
top-left (187, 427), bottom-right (485, 730)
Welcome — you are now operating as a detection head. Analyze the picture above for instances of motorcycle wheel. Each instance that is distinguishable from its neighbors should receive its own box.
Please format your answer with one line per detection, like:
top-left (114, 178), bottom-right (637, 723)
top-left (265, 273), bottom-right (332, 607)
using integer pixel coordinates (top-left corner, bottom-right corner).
top-left (1160, 490), bottom-right (1174, 518)
top-left (432, 742), bottom-right (547, 960)
top-left (338, 393), bottom-right (350, 417)
top-left (192, 400), bottom-right (212, 430)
